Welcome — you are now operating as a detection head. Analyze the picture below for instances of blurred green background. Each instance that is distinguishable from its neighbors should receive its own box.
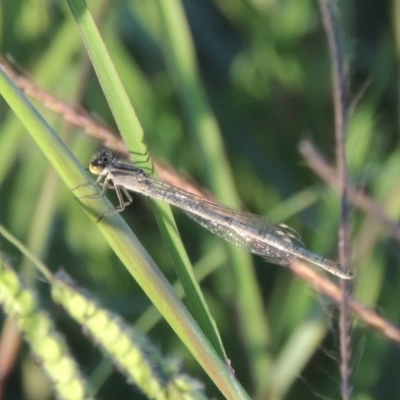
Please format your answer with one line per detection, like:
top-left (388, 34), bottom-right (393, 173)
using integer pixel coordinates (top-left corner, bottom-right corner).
top-left (1, 0), bottom-right (400, 399)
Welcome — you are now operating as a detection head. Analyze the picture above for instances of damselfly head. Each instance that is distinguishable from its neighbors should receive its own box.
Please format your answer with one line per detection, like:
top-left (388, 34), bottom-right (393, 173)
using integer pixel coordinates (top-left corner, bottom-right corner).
top-left (89, 150), bottom-right (114, 175)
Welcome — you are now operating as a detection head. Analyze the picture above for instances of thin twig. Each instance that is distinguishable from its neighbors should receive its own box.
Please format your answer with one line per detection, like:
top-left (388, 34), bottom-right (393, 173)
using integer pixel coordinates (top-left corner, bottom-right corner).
top-left (289, 260), bottom-right (400, 343)
top-left (318, 1), bottom-right (352, 398)
top-left (299, 139), bottom-right (400, 242)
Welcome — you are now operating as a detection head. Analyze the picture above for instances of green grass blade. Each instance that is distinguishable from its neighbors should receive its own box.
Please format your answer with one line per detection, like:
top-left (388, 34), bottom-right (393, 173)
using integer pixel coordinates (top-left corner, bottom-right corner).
top-left (153, 0), bottom-right (271, 392)
top-left (0, 65), bottom-right (250, 400)
top-left (65, 0), bottom-right (227, 360)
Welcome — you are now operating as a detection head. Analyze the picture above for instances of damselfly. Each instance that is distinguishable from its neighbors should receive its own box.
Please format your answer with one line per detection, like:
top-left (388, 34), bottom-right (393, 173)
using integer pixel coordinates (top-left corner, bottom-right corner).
top-left (76, 150), bottom-right (353, 279)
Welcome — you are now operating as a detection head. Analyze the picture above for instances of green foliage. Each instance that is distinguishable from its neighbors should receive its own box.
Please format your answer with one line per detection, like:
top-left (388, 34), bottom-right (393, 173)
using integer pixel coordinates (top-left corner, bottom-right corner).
top-left (0, 257), bottom-right (93, 400)
top-left (52, 271), bottom-right (208, 400)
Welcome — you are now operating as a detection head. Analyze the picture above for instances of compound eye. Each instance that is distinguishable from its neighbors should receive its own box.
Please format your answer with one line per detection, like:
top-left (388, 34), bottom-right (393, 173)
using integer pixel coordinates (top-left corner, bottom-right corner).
top-left (89, 151), bottom-right (108, 175)
top-left (89, 150), bottom-right (112, 175)
top-left (89, 162), bottom-right (102, 175)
